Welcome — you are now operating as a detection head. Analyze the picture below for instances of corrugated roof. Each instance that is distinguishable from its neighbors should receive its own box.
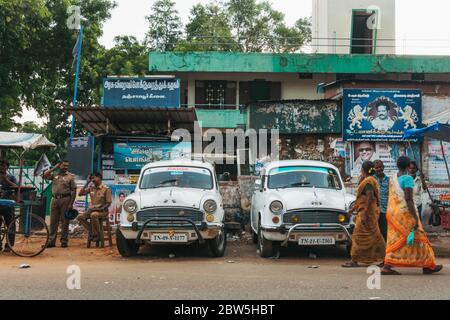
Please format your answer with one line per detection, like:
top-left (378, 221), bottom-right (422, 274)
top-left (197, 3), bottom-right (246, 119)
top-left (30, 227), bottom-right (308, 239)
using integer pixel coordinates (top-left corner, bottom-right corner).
top-left (195, 110), bottom-right (246, 129)
top-left (68, 107), bottom-right (196, 136)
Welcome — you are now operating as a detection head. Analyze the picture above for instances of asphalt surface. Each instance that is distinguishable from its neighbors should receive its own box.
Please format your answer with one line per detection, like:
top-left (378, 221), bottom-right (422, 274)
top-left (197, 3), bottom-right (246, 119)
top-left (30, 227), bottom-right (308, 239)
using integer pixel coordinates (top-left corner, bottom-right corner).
top-left (0, 236), bottom-right (449, 300)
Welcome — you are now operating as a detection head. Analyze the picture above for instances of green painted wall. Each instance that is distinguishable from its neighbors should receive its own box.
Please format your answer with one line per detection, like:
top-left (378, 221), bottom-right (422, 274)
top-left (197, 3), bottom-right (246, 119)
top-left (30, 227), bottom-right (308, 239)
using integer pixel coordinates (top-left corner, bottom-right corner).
top-left (149, 52), bottom-right (450, 74)
top-left (196, 110), bottom-right (245, 129)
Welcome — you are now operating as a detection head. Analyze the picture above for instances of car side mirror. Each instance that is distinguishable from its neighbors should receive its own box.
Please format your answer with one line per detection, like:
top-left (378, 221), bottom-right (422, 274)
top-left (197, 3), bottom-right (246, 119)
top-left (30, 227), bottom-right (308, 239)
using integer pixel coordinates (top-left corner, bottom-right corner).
top-left (254, 179), bottom-right (262, 192)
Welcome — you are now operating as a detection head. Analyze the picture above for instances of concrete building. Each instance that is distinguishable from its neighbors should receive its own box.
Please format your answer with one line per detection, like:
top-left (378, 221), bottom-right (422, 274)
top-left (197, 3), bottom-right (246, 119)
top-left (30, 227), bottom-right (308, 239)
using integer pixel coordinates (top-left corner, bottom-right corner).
top-left (312, 0), bottom-right (396, 54)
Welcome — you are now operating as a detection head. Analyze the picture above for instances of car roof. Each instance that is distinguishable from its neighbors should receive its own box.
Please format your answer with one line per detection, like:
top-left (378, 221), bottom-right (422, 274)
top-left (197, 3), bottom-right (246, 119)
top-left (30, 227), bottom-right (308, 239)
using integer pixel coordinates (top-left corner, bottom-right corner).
top-left (141, 159), bottom-right (215, 171)
top-left (263, 160), bottom-right (339, 172)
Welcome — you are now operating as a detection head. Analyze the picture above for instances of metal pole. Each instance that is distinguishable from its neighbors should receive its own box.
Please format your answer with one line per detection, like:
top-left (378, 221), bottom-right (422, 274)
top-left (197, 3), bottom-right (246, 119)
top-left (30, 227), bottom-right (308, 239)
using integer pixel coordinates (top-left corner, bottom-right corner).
top-left (440, 140), bottom-right (450, 184)
top-left (70, 25), bottom-right (84, 139)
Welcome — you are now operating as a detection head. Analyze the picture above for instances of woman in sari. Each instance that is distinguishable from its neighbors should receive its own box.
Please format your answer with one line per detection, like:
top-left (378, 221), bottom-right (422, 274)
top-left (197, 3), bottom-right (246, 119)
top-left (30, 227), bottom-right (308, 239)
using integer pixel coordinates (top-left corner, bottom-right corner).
top-left (343, 161), bottom-right (386, 267)
top-left (381, 156), bottom-right (443, 275)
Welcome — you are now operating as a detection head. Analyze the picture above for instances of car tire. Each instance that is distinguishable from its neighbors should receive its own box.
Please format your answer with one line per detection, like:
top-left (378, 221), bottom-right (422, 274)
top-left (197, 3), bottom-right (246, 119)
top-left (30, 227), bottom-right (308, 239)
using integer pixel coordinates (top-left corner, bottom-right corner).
top-left (207, 226), bottom-right (227, 257)
top-left (116, 229), bottom-right (140, 257)
top-left (258, 225), bottom-right (274, 258)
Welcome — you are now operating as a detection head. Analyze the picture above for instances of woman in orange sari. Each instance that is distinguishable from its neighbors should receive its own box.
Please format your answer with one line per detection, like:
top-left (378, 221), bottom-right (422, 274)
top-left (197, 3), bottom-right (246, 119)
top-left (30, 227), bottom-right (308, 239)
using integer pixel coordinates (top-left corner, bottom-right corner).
top-left (381, 156), bottom-right (443, 275)
top-left (343, 161), bottom-right (386, 267)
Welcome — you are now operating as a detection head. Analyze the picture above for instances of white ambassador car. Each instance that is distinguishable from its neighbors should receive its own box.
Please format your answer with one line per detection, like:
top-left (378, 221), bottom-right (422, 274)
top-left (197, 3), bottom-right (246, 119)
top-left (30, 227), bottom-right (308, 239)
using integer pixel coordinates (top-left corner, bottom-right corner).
top-left (116, 160), bottom-right (226, 257)
top-left (251, 160), bottom-right (356, 258)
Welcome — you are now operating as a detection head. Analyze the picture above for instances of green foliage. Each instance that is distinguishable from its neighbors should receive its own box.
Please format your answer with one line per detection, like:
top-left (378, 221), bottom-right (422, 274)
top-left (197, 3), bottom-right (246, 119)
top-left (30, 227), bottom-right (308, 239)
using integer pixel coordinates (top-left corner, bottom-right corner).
top-left (145, 0), bottom-right (182, 51)
top-left (177, 3), bottom-right (237, 52)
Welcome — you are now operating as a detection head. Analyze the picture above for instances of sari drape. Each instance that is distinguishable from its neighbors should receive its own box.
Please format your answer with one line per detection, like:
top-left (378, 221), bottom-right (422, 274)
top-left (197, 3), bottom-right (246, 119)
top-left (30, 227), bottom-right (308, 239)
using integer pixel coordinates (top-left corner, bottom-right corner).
top-left (351, 176), bottom-right (386, 264)
top-left (384, 175), bottom-right (436, 269)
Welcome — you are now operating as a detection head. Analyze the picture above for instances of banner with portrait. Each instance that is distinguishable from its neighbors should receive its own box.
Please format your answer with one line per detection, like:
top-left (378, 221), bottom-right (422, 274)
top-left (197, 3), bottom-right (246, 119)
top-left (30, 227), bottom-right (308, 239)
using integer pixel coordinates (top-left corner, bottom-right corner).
top-left (344, 89), bottom-right (422, 141)
top-left (351, 141), bottom-right (420, 177)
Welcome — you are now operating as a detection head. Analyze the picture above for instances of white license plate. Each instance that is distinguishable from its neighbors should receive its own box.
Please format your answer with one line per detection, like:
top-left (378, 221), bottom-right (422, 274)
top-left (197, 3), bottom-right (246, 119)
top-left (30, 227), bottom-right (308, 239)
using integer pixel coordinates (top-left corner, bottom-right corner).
top-left (150, 233), bottom-right (188, 243)
top-left (298, 236), bottom-right (335, 246)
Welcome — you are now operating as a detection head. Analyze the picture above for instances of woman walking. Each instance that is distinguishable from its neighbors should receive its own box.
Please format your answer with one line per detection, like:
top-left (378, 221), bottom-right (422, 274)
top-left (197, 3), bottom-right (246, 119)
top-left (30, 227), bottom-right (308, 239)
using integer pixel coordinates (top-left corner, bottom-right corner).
top-left (343, 161), bottom-right (386, 267)
top-left (381, 156), bottom-right (443, 275)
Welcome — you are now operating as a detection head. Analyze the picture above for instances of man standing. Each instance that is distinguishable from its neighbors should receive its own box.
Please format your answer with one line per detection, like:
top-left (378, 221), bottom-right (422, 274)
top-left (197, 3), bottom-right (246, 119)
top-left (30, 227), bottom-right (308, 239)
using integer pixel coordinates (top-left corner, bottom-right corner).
top-left (374, 160), bottom-right (389, 241)
top-left (409, 161), bottom-right (426, 221)
top-left (44, 160), bottom-right (77, 248)
top-left (0, 160), bottom-right (18, 252)
top-left (77, 173), bottom-right (112, 242)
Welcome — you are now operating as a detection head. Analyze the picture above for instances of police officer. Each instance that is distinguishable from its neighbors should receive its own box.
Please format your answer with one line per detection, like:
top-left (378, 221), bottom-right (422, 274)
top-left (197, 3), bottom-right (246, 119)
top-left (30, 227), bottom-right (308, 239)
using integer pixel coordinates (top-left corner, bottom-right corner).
top-left (44, 160), bottom-right (77, 248)
top-left (77, 173), bottom-right (112, 242)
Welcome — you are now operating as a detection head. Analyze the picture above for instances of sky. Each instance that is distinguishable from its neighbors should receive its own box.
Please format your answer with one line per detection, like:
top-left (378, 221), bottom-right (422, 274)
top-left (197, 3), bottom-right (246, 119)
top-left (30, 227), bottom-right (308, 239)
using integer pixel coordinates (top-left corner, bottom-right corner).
top-left (17, 0), bottom-right (450, 124)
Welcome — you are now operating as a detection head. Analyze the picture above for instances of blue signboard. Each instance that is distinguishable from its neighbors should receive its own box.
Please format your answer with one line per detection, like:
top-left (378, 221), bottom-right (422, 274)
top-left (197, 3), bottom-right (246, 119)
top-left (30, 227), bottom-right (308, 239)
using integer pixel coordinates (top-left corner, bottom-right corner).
top-left (114, 142), bottom-right (192, 170)
top-left (343, 89), bottom-right (422, 141)
top-left (102, 78), bottom-right (181, 108)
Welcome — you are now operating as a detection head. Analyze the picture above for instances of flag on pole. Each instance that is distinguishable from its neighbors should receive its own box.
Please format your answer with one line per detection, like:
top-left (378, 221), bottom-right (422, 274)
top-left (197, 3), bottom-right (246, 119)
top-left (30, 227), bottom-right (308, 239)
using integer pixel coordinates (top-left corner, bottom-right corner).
top-left (34, 154), bottom-right (52, 177)
top-left (72, 30), bottom-right (82, 69)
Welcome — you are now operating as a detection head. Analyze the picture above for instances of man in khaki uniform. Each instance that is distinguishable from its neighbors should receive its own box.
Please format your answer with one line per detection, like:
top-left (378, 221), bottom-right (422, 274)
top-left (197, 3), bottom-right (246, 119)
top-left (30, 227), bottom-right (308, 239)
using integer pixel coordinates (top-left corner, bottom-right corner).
top-left (77, 173), bottom-right (112, 242)
top-left (43, 160), bottom-right (77, 248)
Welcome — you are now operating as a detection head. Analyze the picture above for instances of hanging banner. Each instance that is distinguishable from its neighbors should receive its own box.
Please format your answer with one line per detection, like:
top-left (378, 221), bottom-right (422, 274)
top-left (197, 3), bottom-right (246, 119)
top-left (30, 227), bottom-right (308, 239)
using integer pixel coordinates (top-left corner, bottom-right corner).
top-left (344, 89), bottom-right (422, 141)
top-left (102, 78), bottom-right (181, 108)
top-left (114, 142), bottom-right (192, 170)
top-left (428, 140), bottom-right (450, 184)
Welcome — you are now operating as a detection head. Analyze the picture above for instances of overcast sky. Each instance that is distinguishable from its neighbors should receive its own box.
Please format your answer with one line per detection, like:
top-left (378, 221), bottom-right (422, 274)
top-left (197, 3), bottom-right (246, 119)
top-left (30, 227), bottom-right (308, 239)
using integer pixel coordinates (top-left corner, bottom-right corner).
top-left (18, 0), bottom-right (450, 124)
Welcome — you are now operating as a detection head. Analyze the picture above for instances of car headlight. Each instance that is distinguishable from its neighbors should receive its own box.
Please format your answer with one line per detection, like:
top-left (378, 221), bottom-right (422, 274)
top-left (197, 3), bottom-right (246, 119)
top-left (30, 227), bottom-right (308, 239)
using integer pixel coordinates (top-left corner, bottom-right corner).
top-left (270, 201), bottom-right (283, 215)
top-left (203, 200), bottom-right (217, 214)
top-left (123, 199), bottom-right (138, 214)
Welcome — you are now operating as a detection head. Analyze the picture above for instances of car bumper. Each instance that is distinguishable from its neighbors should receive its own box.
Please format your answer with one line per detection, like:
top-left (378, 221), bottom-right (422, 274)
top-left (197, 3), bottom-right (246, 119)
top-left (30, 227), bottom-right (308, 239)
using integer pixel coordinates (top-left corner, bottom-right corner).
top-left (119, 220), bottom-right (223, 243)
top-left (261, 223), bottom-right (353, 245)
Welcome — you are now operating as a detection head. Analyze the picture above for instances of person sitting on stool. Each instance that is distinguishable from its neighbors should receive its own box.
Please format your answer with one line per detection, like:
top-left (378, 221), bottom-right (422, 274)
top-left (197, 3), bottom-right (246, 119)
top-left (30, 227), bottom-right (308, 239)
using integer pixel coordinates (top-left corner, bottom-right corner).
top-left (77, 173), bottom-right (112, 243)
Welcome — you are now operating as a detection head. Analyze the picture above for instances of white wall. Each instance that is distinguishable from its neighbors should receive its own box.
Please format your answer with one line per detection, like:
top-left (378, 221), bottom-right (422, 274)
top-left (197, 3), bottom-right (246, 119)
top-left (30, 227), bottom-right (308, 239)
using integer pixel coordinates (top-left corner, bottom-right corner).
top-left (312, 0), bottom-right (396, 54)
top-left (174, 72), bottom-right (336, 107)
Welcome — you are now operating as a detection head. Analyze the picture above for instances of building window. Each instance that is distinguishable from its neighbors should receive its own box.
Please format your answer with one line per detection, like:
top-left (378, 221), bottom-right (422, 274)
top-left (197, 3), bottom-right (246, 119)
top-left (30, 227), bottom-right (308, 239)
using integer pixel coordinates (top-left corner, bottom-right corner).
top-left (195, 81), bottom-right (236, 109)
top-left (351, 10), bottom-right (376, 54)
top-left (239, 80), bottom-right (281, 105)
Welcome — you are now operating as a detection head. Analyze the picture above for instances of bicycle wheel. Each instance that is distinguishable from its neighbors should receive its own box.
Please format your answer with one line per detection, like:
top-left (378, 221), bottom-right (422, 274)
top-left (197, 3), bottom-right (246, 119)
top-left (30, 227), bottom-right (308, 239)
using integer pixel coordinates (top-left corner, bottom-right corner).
top-left (7, 213), bottom-right (49, 257)
top-left (0, 218), bottom-right (6, 243)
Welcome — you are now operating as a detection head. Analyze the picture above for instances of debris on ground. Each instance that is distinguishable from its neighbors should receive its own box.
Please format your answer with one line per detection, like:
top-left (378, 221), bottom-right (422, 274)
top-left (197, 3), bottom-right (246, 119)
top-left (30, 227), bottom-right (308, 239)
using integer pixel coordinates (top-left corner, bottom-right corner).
top-left (308, 252), bottom-right (318, 259)
top-left (227, 260), bottom-right (236, 264)
top-left (308, 266), bottom-right (319, 269)
top-left (168, 254), bottom-right (176, 259)
top-left (19, 264), bottom-right (30, 269)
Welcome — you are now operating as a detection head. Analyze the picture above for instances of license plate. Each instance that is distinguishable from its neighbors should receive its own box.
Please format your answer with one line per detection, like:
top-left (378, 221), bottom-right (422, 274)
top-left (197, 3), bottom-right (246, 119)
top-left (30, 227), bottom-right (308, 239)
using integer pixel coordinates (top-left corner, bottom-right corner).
top-left (298, 236), bottom-right (335, 246)
top-left (150, 233), bottom-right (188, 243)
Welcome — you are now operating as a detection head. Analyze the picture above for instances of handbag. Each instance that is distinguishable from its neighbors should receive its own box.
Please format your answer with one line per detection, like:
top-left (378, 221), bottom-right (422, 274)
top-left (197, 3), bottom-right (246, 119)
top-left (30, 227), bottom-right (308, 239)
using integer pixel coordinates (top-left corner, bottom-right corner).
top-left (429, 205), bottom-right (442, 227)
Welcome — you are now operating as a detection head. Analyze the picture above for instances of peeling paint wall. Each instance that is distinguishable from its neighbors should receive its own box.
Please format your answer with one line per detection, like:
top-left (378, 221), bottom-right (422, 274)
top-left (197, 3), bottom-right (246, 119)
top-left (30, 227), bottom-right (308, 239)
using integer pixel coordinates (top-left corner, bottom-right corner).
top-left (249, 100), bottom-right (341, 134)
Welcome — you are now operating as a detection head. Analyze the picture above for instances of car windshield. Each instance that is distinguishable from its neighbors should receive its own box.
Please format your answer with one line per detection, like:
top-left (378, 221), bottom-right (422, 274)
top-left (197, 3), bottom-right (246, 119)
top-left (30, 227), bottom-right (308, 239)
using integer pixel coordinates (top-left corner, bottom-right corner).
top-left (268, 166), bottom-right (342, 190)
top-left (140, 166), bottom-right (213, 190)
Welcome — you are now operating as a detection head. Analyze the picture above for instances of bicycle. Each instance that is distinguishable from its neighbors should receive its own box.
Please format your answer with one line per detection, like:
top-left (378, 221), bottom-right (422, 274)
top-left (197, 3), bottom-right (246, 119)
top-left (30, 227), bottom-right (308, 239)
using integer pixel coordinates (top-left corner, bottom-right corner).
top-left (0, 199), bottom-right (50, 257)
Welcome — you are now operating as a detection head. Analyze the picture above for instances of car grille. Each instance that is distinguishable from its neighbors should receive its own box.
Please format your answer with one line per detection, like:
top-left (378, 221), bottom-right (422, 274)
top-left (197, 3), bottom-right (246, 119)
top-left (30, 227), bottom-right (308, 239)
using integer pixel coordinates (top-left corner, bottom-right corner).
top-left (283, 210), bottom-right (347, 224)
top-left (136, 207), bottom-right (204, 223)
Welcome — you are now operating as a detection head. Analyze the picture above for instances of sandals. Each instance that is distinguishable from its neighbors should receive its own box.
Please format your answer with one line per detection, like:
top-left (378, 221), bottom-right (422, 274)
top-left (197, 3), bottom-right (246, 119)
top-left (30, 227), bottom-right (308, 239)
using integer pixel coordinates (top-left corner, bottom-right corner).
top-left (423, 265), bottom-right (443, 275)
top-left (381, 268), bottom-right (402, 276)
top-left (342, 261), bottom-right (362, 268)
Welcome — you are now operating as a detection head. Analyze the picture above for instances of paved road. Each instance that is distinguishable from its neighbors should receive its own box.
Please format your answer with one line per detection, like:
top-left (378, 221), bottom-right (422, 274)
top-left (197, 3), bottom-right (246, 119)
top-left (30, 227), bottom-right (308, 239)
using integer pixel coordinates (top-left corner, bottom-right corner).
top-left (0, 237), bottom-right (449, 300)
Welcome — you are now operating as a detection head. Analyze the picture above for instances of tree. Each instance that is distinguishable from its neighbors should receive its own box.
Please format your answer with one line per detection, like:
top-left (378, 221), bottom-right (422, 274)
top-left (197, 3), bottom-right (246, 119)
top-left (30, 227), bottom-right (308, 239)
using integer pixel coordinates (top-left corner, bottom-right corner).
top-left (227, 0), bottom-right (311, 53)
top-left (145, 0), bottom-right (182, 51)
top-left (99, 36), bottom-right (148, 77)
top-left (0, 0), bottom-right (116, 160)
top-left (177, 2), bottom-right (237, 52)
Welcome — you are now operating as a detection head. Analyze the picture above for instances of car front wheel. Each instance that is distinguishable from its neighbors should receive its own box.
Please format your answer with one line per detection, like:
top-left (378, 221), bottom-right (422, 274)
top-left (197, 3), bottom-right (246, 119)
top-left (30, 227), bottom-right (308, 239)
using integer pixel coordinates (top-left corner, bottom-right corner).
top-left (207, 226), bottom-right (227, 257)
top-left (116, 229), bottom-right (140, 257)
top-left (258, 224), bottom-right (273, 258)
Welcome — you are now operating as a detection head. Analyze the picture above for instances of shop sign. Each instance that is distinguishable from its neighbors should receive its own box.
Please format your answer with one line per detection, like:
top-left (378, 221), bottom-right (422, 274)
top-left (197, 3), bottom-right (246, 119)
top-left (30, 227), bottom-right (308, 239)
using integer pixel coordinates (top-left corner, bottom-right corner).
top-left (102, 78), bottom-right (181, 108)
top-left (113, 142), bottom-right (191, 170)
